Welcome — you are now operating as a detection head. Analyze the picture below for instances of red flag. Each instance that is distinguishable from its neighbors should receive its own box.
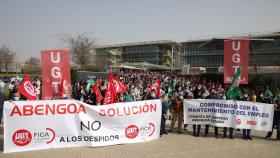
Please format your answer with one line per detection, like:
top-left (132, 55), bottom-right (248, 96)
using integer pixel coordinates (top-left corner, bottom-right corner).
top-left (103, 75), bottom-right (117, 105)
top-left (150, 78), bottom-right (161, 97)
top-left (110, 73), bottom-right (127, 94)
top-left (92, 80), bottom-right (103, 103)
top-left (19, 76), bottom-right (38, 100)
top-left (60, 78), bottom-right (71, 98)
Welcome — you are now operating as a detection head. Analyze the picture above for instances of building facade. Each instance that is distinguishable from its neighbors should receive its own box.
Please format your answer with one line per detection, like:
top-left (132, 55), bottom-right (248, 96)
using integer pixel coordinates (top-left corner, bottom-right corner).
top-left (95, 40), bottom-right (183, 71)
top-left (182, 32), bottom-right (280, 74)
top-left (95, 32), bottom-right (280, 74)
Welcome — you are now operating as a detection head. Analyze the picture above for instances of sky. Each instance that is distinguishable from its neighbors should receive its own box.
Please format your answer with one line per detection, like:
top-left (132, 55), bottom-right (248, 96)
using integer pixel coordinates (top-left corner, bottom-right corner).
top-left (0, 0), bottom-right (280, 61)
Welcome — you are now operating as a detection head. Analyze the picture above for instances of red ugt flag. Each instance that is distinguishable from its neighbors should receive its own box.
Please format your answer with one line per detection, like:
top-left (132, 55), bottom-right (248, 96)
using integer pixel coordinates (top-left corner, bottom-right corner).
top-left (150, 78), bottom-right (161, 97)
top-left (19, 76), bottom-right (38, 100)
top-left (110, 73), bottom-right (127, 94)
top-left (103, 75), bottom-right (117, 105)
top-left (92, 80), bottom-right (103, 103)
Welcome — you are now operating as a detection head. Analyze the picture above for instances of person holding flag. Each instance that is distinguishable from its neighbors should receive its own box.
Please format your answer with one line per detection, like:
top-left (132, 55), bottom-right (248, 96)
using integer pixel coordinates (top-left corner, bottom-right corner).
top-left (92, 79), bottom-right (103, 105)
top-left (224, 66), bottom-right (242, 139)
top-left (225, 67), bottom-right (241, 100)
top-left (86, 79), bottom-right (94, 92)
top-left (103, 73), bottom-right (127, 105)
top-left (146, 78), bottom-right (161, 100)
top-left (110, 73), bottom-right (127, 94)
top-left (264, 85), bottom-right (274, 103)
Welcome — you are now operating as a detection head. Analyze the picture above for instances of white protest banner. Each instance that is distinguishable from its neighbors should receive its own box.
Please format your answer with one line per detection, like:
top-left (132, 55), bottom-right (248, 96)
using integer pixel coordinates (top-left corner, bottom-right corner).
top-left (4, 99), bottom-right (161, 153)
top-left (184, 99), bottom-right (274, 131)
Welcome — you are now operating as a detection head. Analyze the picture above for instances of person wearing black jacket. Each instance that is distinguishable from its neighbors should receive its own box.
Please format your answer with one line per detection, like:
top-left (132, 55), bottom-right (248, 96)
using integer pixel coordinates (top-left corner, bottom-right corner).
top-left (242, 92), bottom-right (253, 140)
top-left (275, 96), bottom-right (280, 141)
top-left (86, 88), bottom-right (97, 105)
top-left (0, 91), bottom-right (5, 123)
top-left (265, 91), bottom-right (280, 140)
top-left (256, 92), bottom-right (265, 103)
top-left (205, 88), bottom-right (220, 138)
top-left (192, 85), bottom-right (202, 137)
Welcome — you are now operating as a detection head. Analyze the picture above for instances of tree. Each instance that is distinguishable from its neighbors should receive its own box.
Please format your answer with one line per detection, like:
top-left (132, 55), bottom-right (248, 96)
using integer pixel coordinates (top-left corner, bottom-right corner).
top-left (0, 45), bottom-right (16, 73)
top-left (95, 55), bottom-right (107, 72)
top-left (22, 57), bottom-right (41, 74)
top-left (60, 33), bottom-right (96, 71)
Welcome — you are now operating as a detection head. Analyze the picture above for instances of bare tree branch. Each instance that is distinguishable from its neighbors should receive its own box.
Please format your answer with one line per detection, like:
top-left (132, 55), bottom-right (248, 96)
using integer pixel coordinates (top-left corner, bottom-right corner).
top-left (22, 57), bottom-right (41, 74)
top-left (59, 33), bottom-right (96, 70)
top-left (0, 45), bottom-right (16, 73)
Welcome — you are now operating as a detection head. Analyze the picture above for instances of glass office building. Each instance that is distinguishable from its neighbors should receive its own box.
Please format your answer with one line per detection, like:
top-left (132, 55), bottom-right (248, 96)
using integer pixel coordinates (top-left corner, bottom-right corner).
top-left (95, 40), bottom-right (183, 71)
top-left (95, 32), bottom-right (280, 73)
top-left (182, 32), bottom-right (280, 73)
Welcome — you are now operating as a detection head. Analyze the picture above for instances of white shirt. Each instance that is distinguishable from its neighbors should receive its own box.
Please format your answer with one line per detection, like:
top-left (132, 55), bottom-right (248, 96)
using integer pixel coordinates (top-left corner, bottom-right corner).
top-left (9, 83), bottom-right (14, 90)
top-left (0, 81), bottom-right (4, 88)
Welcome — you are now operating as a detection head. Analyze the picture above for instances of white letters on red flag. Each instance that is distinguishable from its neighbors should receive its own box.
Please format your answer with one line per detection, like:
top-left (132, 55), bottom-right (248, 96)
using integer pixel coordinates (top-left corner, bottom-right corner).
top-left (111, 73), bottom-right (127, 94)
top-left (103, 75), bottom-right (117, 105)
top-left (41, 50), bottom-right (71, 99)
top-left (150, 78), bottom-right (161, 97)
top-left (60, 78), bottom-right (71, 98)
top-left (19, 76), bottom-right (38, 100)
top-left (224, 39), bottom-right (249, 84)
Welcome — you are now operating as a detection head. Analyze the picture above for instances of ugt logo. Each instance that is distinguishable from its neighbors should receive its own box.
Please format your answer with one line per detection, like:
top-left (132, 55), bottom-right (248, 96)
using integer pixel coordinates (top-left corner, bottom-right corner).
top-left (24, 81), bottom-right (37, 97)
top-left (125, 125), bottom-right (139, 139)
top-left (12, 129), bottom-right (32, 146)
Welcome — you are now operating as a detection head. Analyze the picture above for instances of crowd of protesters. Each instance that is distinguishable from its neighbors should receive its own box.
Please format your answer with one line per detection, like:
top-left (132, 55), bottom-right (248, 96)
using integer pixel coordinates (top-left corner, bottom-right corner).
top-left (71, 72), bottom-right (280, 140)
top-left (0, 72), bottom-right (280, 141)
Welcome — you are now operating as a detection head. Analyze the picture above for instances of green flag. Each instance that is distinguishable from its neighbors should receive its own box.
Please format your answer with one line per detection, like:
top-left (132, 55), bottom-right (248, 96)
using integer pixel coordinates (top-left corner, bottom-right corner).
top-left (264, 85), bottom-right (273, 99)
top-left (86, 79), bottom-right (94, 92)
top-left (226, 67), bottom-right (241, 100)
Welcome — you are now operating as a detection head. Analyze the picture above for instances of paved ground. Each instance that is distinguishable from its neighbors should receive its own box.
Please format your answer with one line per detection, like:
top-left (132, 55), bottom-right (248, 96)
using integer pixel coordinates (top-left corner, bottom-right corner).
top-left (1, 121), bottom-right (280, 158)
